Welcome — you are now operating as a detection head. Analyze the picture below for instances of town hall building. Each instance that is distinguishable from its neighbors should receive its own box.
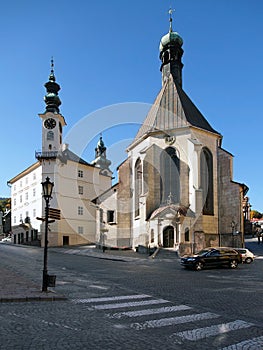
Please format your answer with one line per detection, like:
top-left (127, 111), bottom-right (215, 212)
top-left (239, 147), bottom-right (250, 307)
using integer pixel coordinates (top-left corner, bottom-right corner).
top-left (8, 61), bottom-right (112, 247)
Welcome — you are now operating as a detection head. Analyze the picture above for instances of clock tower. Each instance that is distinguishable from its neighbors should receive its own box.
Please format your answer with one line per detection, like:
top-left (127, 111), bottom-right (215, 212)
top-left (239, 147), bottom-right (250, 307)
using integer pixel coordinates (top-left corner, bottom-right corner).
top-left (37, 59), bottom-right (66, 158)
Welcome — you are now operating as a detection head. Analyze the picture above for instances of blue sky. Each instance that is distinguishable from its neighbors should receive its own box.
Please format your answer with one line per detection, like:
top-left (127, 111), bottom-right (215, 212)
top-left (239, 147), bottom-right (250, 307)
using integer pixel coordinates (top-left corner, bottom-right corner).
top-left (1, 0), bottom-right (263, 212)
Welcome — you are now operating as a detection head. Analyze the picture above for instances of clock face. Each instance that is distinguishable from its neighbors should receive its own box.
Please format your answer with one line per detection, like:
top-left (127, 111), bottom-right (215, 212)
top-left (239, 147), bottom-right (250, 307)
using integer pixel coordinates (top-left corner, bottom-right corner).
top-left (44, 118), bottom-right (56, 129)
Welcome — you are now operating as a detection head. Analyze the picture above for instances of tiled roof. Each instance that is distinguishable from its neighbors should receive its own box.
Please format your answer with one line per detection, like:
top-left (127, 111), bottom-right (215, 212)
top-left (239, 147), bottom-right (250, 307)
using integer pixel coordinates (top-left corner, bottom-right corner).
top-left (133, 74), bottom-right (220, 144)
top-left (61, 149), bottom-right (92, 166)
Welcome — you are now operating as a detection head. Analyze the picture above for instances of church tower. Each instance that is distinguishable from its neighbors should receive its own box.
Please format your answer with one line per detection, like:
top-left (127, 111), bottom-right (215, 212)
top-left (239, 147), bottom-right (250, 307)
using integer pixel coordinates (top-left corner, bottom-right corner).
top-left (91, 136), bottom-right (113, 177)
top-left (37, 59), bottom-right (66, 158)
top-left (159, 9), bottom-right (184, 87)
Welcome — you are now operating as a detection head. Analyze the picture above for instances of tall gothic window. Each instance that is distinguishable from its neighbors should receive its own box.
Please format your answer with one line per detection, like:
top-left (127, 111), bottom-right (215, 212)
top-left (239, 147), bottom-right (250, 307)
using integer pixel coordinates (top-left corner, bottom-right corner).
top-left (135, 159), bottom-right (142, 217)
top-left (200, 147), bottom-right (214, 215)
top-left (160, 147), bottom-right (180, 204)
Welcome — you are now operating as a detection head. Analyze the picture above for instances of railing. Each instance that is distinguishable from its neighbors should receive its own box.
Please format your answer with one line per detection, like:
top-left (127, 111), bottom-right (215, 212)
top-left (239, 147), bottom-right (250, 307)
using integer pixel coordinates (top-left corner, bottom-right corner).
top-left (35, 151), bottom-right (58, 160)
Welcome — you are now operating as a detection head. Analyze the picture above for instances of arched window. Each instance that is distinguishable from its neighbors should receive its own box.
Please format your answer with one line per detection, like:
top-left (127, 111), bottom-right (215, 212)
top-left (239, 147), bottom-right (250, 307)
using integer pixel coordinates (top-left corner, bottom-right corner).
top-left (200, 147), bottom-right (214, 215)
top-left (160, 147), bottom-right (180, 204)
top-left (135, 159), bottom-right (142, 217)
top-left (47, 131), bottom-right (54, 141)
top-left (185, 228), bottom-right (190, 242)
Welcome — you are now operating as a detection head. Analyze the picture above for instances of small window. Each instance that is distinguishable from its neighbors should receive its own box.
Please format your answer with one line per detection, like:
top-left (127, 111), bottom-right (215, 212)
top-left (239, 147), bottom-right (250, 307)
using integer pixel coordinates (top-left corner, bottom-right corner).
top-left (78, 206), bottom-right (84, 215)
top-left (33, 188), bottom-right (36, 197)
top-left (78, 186), bottom-right (84, 195)
top-left (14, 216), bottom-right (16, 224)
top-left (25, 192), bottom-right (28, 201)
top-left (78, 226), bottom-right (84, 235)
top-left (33, 209), bottom-right (36, 217)
top-left (100, 209), bottom-right (104, 223)
top-left (78, 170), bottom-right (83, 178)
top-left (107, 210), bottom-right (115, 223)
top-left (33, 173), bottom-right (36, 181)
top-left (20, 195), bottom-right (22, 203)
top-left (151, 229), bottom-right (154, 243)
top-left (14, 198), bottom-right (16, 206)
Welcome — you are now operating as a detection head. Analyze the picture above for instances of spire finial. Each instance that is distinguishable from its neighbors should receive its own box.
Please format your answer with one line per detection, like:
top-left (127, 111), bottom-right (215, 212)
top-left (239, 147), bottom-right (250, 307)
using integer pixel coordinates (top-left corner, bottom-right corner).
top-left (51, 56), bottom-right (54, 74)
top-left (168, 8), bottom-right (175, 32)
top-left (49, 56), bottom-right (56, 82)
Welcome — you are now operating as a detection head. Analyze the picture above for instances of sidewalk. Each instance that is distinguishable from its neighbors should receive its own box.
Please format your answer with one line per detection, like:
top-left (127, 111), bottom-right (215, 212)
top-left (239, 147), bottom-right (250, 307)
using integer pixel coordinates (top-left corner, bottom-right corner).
top-left (0, 265), bottom-right (66, 303)
top-left (0, 245), bottom-right (151, 303)
top-left (49, 245), bottom-right (153, 262)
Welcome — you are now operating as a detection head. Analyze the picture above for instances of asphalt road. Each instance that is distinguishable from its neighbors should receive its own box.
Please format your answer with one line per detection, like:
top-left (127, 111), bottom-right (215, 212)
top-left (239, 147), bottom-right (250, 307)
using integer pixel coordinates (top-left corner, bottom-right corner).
top-left (0, 242), bottom-right (262, 350)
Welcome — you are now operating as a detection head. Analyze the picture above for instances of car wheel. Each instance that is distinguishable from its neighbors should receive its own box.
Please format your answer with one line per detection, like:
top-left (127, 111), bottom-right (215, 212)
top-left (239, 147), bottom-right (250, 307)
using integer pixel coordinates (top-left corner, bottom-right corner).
top-left (245, 257), bottom-right (253, 264)
top-left (229, 260), bottom-right (238, 269)
top-left (195, 262), bottom-right (203, 271)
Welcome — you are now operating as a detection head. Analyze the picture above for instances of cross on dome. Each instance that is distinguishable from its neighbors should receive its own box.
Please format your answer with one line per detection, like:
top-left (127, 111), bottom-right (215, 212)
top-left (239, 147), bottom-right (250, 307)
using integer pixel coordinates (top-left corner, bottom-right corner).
top-left (168, 8), bottom-right (175, 32)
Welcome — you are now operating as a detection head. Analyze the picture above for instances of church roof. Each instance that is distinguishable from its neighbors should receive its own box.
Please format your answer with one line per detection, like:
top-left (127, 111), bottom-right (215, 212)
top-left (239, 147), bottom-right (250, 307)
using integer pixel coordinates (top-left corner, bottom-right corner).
top-left (132, 74), bottom-right (221, 144)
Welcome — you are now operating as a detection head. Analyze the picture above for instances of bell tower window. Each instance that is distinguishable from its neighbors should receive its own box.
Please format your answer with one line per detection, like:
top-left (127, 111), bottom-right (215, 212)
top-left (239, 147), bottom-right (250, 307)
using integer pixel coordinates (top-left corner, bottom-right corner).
top-left (47, 131), bottom-right (54, 141)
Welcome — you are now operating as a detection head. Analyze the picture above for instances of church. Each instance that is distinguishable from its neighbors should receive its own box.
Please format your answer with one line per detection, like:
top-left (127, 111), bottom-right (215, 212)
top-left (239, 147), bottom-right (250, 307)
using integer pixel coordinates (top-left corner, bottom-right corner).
top-left (93, 14), bottom-right (248, 255)
top-left (8, 13), bottom-right (248, 254)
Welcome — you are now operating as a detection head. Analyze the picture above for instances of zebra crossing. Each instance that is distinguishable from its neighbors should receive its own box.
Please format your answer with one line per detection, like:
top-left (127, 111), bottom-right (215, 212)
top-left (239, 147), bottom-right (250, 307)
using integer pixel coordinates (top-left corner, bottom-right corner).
top-left (71, 293), bottom-right (263, 349)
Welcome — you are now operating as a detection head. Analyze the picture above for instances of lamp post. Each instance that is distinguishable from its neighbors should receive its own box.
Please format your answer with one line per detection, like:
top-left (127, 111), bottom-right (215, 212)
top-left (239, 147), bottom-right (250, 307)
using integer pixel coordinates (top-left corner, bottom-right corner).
top-left (41, 176), bottom-right (54, 292)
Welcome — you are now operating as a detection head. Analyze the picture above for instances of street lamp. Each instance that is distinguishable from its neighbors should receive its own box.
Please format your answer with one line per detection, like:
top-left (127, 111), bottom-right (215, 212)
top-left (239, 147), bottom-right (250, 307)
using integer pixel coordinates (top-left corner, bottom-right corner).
top-left (41, 176), bottom-right (54, 292)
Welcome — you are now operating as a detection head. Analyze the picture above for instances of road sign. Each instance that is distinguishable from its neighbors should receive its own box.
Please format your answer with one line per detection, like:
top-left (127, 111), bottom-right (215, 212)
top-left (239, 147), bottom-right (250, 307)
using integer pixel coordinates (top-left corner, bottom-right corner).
top-left (36, 217), bottom-right (55, 223)
top-left (46, 208), bottom-right (61, 220)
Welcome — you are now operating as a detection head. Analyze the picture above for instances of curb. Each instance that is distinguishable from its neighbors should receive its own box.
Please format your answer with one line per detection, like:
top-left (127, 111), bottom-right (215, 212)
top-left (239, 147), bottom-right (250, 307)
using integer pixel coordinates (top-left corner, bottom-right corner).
top-left (0, 295), bottom-right (67, 303)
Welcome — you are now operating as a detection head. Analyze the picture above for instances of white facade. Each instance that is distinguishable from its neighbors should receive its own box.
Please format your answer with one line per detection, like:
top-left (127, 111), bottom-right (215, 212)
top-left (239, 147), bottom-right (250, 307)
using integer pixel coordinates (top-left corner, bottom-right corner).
top-left (9, 163), bottom-right (42, 244)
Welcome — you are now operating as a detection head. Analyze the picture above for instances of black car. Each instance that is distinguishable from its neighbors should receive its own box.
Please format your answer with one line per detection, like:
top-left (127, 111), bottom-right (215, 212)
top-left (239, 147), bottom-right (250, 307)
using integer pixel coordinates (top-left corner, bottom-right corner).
top-left (181, 247), bottom-right (242, 271)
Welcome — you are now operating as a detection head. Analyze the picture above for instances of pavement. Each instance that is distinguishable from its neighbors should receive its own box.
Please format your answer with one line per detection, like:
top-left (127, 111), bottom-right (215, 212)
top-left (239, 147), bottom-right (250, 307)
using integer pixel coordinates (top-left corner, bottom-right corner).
top-left (0, 265), bottom-right (67, 303)
top-left (0, 236), bottom-right (262, 303)
top-left (0, 245), bottom-right (151, 303)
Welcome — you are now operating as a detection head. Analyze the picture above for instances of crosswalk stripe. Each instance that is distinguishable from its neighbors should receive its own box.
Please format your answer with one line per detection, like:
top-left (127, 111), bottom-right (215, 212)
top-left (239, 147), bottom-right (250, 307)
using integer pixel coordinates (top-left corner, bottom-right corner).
top-left (71, 294), bottom-right (150, 304)
top-left (109, 305), bottom-right (192, 319)
top-left (174, 320), bottom-right (254, 341)
top-left (130, 312), bottom-right (220, 330)
top-left (93, 299), bottom-right (170, 310)
top-left (220, 335), bottom-right (263, 350)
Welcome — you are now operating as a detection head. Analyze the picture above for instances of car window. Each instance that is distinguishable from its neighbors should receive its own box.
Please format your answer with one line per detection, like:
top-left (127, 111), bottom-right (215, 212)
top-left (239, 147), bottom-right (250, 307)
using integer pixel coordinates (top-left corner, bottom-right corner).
top-left (209, 250), bottom-right (220, 256)
top-left (197, 249), bottom-right (211, 256)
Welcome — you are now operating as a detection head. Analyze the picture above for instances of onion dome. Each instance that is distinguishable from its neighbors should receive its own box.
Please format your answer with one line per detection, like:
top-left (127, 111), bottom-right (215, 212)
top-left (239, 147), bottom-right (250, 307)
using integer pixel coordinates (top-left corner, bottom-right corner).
top-left (159, 30), bottom-right (183, 52)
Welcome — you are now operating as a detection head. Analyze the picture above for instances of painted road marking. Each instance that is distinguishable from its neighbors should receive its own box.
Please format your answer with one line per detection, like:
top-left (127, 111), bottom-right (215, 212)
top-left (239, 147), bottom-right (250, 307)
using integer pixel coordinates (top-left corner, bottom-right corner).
top-left (72, 294), bottom-right (150, 304)
top-left (130, 312), bottom-right (220, 330)
top-left (93, 299), bottom-right (170, 310)
top-left (109, 305), bottom-right (192, 319)
top-left (220, 335), bottom-right (263, 349)
top-left (174, 320), bottom-right (254, 341)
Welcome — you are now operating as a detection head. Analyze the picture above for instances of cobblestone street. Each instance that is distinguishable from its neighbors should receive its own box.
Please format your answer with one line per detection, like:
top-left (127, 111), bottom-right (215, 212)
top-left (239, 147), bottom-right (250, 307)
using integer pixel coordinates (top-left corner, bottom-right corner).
top-left (0, 239), bottom-right (262, 349)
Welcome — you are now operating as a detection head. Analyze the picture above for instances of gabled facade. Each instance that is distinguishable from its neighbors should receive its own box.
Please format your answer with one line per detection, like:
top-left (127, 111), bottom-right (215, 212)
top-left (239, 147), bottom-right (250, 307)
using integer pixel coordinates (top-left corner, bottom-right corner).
top-left (94, 14), bottom-right (247, 254)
